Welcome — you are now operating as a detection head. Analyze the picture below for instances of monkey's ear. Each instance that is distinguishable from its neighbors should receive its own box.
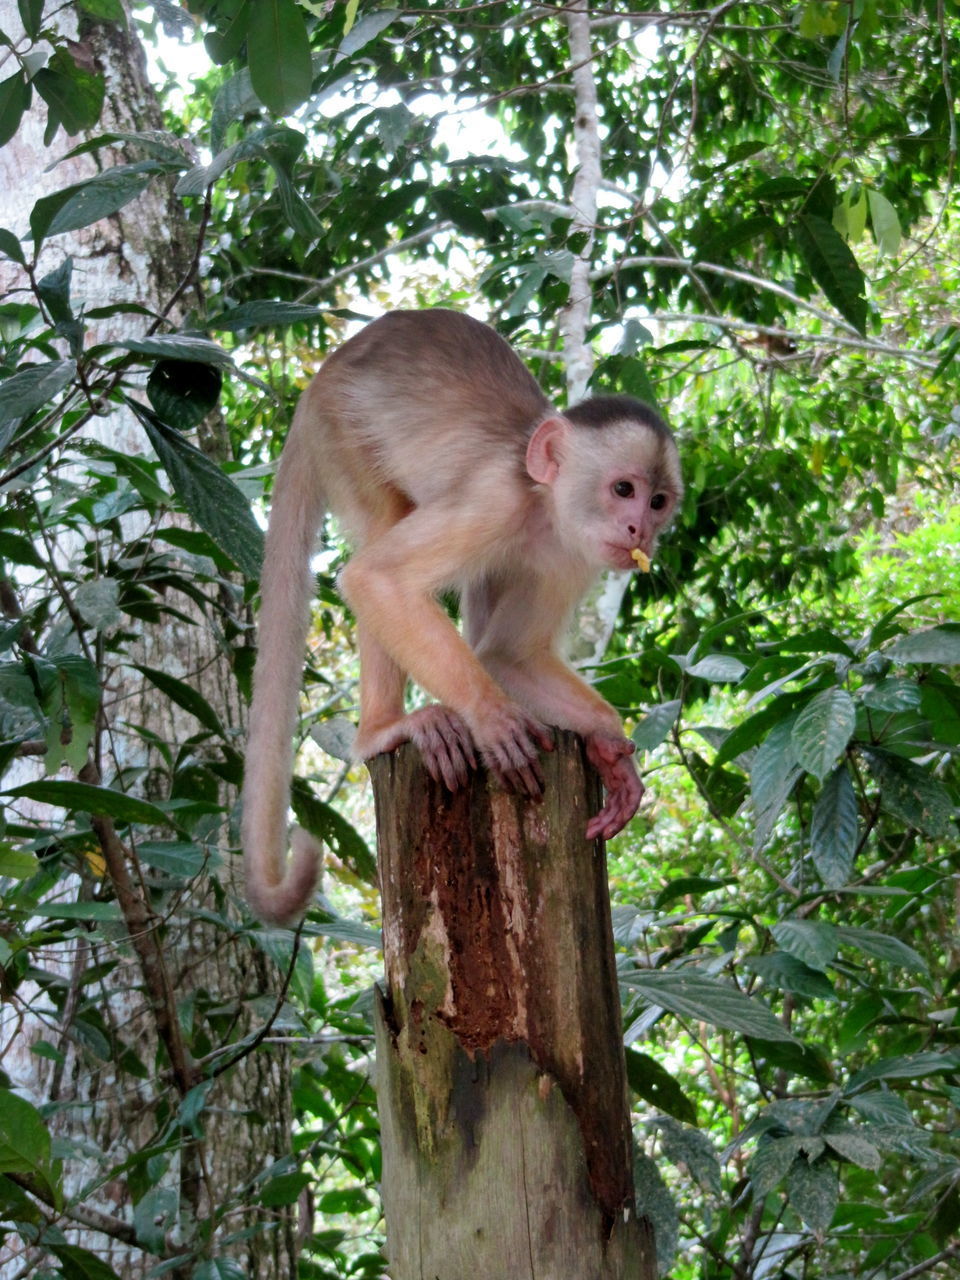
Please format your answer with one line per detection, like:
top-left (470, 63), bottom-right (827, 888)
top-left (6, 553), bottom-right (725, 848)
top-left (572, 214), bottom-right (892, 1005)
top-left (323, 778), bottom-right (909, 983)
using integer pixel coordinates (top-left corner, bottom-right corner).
top-left (525, 416), bottom-right (569, 485)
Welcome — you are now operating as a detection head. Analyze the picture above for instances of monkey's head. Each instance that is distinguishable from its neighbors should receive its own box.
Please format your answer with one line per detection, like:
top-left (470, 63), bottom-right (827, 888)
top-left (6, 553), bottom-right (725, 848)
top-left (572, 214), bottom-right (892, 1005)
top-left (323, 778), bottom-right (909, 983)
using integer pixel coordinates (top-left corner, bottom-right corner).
top-left (525, 396), bottom-right (683, 571)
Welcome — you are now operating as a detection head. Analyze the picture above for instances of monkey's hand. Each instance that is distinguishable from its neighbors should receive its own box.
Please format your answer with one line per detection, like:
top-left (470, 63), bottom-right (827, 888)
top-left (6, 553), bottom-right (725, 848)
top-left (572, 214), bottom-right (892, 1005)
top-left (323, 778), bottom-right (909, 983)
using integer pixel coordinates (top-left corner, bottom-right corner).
top-left (406, 705), bottom-right (478, 791)
top-left (474, 703), bottom-right (555, 799)
top-left (584, 733), bottom-right (644, 841)
top-left (358, 705), bottom-right (477, 792)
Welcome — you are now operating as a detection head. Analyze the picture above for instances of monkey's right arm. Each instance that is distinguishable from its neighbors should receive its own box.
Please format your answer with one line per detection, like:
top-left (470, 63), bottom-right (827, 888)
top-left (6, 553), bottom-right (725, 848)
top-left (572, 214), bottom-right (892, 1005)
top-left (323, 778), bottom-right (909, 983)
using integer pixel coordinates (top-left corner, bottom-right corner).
top-left (338, 501), bottom-right (555, 796)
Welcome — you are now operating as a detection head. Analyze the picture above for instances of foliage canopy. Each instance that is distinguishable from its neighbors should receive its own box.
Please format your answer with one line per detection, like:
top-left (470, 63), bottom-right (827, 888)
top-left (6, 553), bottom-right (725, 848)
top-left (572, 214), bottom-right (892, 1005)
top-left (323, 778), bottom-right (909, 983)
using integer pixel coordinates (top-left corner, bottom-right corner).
top-left (0, 1), bottom-right (958, 1277)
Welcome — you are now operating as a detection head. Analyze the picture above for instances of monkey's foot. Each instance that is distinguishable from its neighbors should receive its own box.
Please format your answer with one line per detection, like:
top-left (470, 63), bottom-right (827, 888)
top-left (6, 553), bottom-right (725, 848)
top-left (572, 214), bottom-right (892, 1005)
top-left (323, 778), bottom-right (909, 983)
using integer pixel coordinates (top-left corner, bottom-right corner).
top-left (584, 733), bottom-right (644, 841)
top-left (356, 705), bottom-right (477, 791)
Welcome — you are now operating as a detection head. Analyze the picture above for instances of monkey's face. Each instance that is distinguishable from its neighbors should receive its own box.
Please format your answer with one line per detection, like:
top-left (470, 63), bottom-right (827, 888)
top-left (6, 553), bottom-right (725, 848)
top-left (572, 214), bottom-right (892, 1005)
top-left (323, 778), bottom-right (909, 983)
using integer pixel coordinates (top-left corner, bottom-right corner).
top-left (549, 422), bottom-right (682, 571)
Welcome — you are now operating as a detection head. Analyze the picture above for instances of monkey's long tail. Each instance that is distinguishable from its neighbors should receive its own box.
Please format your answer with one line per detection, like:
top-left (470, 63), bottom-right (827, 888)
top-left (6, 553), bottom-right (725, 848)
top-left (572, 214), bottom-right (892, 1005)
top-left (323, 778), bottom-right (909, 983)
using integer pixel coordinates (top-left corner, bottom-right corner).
top-left (241, 427), bottom-right (325, 926)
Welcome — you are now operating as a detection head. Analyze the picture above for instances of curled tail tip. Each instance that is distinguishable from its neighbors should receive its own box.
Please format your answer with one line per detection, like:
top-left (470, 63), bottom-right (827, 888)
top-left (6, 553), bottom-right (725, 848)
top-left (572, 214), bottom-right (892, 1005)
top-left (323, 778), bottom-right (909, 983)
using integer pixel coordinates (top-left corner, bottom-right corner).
top-left (245, 827), bottom-right (322, 927)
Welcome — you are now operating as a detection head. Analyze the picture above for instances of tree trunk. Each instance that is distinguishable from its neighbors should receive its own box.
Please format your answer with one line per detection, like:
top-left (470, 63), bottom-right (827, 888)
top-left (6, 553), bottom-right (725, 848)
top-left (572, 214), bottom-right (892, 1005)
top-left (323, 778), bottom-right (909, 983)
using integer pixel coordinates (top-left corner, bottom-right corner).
top-left (369, 732), bottom-right (656, 1279)
top-left (0, 4), bottom-right (297, 1275)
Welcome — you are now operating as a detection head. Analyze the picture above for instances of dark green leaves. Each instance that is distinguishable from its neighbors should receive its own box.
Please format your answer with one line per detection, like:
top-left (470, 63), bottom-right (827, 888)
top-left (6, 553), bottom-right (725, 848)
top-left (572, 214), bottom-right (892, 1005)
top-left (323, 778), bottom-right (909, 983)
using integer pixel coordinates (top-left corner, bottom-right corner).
top-left (0, 71), bottom-right (30, 148)
top-left (794, 213), bottom-right (867, 334)
top-left (809, 765), bottom-right (858, 887)
top-left (147, 360), bottom-right (223, 430)
top-left (4, 779), bottom-right (169, 826)
top-left (248, 0), bottom-right (313, 117)
top-left (33, 48), bottom-right (105, 140)
top-left (30, 165), bottom-right (156, 248)
top-left (127, 399), bottom-right (264, 579)
top-left (0, 360), bottom-right (75, 426)
top-left (621, 969), bottom-right (796, 1042)
top-left (791, 688), bottom-right (856, 781)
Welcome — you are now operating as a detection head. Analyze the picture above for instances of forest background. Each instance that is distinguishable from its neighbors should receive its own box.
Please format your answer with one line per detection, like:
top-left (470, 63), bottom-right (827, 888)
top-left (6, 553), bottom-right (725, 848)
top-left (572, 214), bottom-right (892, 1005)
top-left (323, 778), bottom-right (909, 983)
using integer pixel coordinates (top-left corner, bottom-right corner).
top-left (0, 1), bottom-right (958, 1277)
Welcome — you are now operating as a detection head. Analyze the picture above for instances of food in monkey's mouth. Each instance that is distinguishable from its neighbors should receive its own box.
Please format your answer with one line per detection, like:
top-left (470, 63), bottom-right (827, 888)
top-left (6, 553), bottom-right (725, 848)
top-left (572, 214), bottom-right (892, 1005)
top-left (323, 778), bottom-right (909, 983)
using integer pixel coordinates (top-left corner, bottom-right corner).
top-left (631, 548), bottom-right (651, 572)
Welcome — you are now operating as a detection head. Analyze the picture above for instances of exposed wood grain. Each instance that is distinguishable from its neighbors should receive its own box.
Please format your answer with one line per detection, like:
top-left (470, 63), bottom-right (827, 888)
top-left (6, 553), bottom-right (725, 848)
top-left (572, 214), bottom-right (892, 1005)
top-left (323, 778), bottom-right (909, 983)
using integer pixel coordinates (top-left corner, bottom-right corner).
top-left (370, 731), bottom-right (656, 1278)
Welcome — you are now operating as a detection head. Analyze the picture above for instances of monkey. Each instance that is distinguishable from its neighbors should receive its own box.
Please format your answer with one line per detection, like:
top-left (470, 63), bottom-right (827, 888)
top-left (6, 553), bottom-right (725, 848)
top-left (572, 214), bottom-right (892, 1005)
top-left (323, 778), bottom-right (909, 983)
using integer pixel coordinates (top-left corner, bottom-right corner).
top-left (242, 309), bottom-right (683, 925)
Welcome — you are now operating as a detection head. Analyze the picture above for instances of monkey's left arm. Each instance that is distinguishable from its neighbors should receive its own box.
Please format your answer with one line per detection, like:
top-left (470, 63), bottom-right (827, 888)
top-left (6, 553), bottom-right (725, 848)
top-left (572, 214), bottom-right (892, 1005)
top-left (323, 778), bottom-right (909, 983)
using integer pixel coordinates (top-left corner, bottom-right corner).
top-left (477, 647), bottom-right (643, 840)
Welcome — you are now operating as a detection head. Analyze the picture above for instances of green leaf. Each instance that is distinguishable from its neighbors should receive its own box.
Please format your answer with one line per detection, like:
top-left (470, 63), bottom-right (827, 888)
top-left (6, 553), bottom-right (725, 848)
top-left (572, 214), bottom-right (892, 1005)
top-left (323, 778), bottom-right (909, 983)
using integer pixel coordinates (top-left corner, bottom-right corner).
top-left (0, 226), bottom-right (26, 265)
top-left (836, 925), bottom-right (928, 974)
top-left (794, 212), bottom-right (867, 334)
top-left (0, 1088), bottom-right (53, 1181)
top-left (135, 841), bottom-right (207, 878)
top-left (685, 653), bottom-right (746, 683)
top-left (686, 751), bottom-right (748, 818)
top-left (749, 953), bottom-right (836, 1000)
top-left (621, 969), bottom-right (796, 1042)
top-left (791, 688), bottom-right (856, 781)
top-left (788, 1156), bottom-right (838, 1231)
top-left (5, 779), bottom-right (169, 826)
top-left (633, 1153), bottom-right (679, 1274)
top-left (313, 917), bottom-right (382, 949)
top-left (18, 0), bottom-right (45, 39)
top-left (258, 1169), bottom-right (312, 1207)
top-left (846, 1049), bottom-right (960, 1091)
top-left (631, 699), bottom-right (681, 751)
top-left (75, 578), bottom-right (122, 632)
top-left (30, 165), bottom-right (155, 247)
top-left (43, 653), bottom-right (100, 774)
top-left (624, 1048), bottom-right (698, 1125)
top-left (120, 334), bottom-right (235, 367)
top-left (291, 778), bottom-right (376, 883)
top-left (30, 901), bottom-right (124, 922)
top-left (133, 665), bottom-right (225, 736)
top-left (750, 717), bottom-right (802, 850)
top-left (655, 1116), bottom-right (722, 1193)
top-left (750, 1133), bottom-right (805, 1198)
top-left (52, 1243), bottom-right (123, 1280)
top-left (861, 677), bottom-right (921, 713)
top-left (433, 188), bottom-right (490, 239)
top-left (0, 72), bottom-right (29, 148)
top-left (132, 1184), bottom-right (177, 1253)
top-left (809, 764), bottom-right (858, 887)
top-left (0, 360), bottom-right (75, 427)
top-left (147, 360), bottom-right (223, 429)
top-left (77, 0), bottom-right (127, 19)
top-left (888, 625), bottom-right (960, 664)
top-left (864, 749), bottom-right (957, 838)
top-left (771, 919), bottom-right (839, 971)
top-left (206, 300), bottom-right (328, 331)
top-left (127, 398), bottom-right (264, 579)
top-left (824, 1130), bottom-right (881, 1169)
top-left (343, 0), bottom-right (360, 35)
top-left (33, 48), bottom-right (105, 137)
top-left (867, 189), bottom-right (901, 257)
top-left (248, 0), bottom-right (313, 117)
top-left (0, 844), bottom-right (40, 879)
top-left (338, 8), bottom-right (398, 57)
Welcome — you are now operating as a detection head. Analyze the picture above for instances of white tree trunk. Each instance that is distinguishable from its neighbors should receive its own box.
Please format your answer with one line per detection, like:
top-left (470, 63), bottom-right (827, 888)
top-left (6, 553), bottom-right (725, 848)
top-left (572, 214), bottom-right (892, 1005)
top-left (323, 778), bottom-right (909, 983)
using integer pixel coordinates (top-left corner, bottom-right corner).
top-left (0, 5), bottom-right (298, 1275)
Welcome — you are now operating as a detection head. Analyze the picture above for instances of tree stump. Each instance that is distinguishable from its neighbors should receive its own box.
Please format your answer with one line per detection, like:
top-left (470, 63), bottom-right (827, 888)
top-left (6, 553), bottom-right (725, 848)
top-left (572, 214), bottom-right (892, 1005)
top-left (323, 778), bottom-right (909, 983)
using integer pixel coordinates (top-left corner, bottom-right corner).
top-left (369, 731), bottom-right (656, 1279)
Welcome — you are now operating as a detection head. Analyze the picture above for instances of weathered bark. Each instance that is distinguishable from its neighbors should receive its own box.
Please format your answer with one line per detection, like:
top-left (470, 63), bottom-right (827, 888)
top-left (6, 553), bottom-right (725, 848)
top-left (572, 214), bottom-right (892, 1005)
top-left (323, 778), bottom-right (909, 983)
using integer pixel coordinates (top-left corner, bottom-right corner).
top-left (0, 4), bottom-right (297, 1276)
top-left (369, 732), bottom-right (656, 1279)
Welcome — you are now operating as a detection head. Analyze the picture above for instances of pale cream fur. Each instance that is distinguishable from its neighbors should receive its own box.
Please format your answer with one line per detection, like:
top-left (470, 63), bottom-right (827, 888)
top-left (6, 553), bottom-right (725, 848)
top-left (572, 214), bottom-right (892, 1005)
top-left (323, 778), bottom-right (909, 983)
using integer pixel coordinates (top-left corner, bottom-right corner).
top-left (242, 310), bottom-right (682, 924)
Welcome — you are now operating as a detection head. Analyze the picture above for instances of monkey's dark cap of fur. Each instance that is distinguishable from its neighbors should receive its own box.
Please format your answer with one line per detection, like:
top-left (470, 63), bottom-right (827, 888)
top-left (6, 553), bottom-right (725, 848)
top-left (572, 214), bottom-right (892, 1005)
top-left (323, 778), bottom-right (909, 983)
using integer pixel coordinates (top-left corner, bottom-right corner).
top-left (564, 394), bottom-right (671, 438)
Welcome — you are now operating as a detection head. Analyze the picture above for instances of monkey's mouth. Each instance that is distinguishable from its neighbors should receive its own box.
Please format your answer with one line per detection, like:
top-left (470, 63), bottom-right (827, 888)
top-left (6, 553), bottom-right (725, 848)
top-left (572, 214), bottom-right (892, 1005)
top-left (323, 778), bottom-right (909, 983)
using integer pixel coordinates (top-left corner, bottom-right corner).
top-left (605, 543), bottom-right (647, 570)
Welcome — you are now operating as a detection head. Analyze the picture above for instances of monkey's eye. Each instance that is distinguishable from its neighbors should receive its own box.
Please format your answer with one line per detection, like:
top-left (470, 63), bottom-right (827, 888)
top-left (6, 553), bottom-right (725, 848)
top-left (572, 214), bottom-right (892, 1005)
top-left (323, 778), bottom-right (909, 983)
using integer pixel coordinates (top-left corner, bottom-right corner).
top-left (650, 492), bottom-right (668, 511)
top-left (613, 480), bottom-right (635, 499)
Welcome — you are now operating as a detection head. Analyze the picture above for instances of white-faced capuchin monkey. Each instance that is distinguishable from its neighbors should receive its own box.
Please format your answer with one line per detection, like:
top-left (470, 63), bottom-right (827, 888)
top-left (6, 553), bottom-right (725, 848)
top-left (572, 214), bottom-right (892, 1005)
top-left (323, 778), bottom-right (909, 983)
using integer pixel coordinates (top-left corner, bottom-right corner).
top-left (242, 309), bottom-right (683, 925)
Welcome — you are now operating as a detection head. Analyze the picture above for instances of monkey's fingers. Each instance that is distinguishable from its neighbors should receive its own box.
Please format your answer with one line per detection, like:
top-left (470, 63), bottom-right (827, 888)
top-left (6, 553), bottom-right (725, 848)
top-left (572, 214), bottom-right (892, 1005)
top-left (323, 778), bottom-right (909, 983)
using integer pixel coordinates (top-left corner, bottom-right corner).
top-left (407, 705), bottom-right (477, 791)
top-left (479, 709), bottom-right (552, 797)
top-left (584, 735), bottom-right (644, 841)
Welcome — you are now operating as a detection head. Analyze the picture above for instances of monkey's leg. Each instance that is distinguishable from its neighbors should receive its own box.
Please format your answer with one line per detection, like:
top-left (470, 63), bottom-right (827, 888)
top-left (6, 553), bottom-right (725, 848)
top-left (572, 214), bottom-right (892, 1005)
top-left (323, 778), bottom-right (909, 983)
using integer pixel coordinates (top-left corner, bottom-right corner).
top-left (353, 625), bottom-right (476, 791)
top-left (339, 507), bottom-right (553, 796)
